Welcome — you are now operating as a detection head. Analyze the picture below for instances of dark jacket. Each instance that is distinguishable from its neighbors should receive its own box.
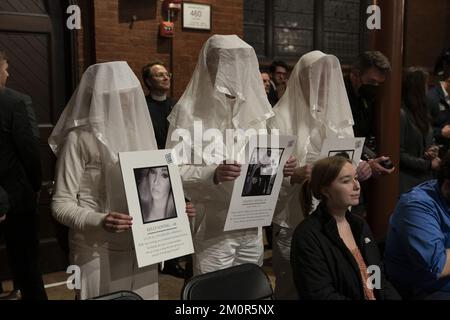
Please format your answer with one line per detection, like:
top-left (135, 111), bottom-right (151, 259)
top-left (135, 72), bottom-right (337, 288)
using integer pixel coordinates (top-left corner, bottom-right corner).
top-left (291, 204), bottom-right (401, 300)
top-left (345, 76), bottom-right (375, 140)
top-left (399, 107), bottom-right (434, 194)
top-left (0, 88), bottom-right (41, 213)
top-left (428, 84), bottom-right (450, 153)
top-left (145, 95), bottom-right (173, 150)
top-left (3, 88), bottom-right (40, 139)
top-left (267, 85), bottom-right (278, 107)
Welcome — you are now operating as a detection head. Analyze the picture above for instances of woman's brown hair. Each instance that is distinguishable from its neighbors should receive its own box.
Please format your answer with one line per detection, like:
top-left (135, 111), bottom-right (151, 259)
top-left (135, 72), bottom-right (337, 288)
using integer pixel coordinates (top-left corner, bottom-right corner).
top-left (300, 156), bottom-right (353, 216)
top-left (402, 67), bottom-right (431, 137)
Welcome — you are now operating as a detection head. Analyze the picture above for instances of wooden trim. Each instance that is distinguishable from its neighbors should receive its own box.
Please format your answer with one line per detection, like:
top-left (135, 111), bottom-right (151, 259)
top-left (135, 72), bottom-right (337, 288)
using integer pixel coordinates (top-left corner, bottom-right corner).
top-left (0, 13), bottom-right (51, 33)
top-left (46, 1), bottom-right (67, 124)
top-left (366, 0), bottom-right (405, 240)
top-left (82, 0), bottom-right (96, 68)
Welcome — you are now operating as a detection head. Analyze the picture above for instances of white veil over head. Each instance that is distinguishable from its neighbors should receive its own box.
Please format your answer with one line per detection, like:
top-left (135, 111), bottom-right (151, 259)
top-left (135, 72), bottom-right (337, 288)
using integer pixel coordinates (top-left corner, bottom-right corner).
top-left (49, 61), bottom-right (157, 159)
top-left (168, 35), bottom-right (274, 133)
top-left (270, 51), bottom-right (354, 165)
top-left (49, 61), bottom-right (157, 212)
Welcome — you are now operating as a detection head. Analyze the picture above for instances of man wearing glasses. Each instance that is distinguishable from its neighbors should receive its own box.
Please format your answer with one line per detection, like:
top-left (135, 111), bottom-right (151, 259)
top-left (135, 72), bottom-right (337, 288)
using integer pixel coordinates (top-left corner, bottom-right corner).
top-left (268, 60), bottom-right (288, 106)
top-left (142, 61), bottom-right (188, 279)
top-left (143, 61), bottom-right (173, 150)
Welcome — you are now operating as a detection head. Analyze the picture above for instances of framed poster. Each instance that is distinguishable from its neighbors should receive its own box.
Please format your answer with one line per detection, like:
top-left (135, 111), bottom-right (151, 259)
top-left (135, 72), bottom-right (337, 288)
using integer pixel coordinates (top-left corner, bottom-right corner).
top-left (319, 137), bottom-right (366, 164)
top-left (224, 135), bottom-right (297, 232)
top-left (182, 2), bottom-right (211, 31)
top-left (119, 149), bottom-right (194, 268)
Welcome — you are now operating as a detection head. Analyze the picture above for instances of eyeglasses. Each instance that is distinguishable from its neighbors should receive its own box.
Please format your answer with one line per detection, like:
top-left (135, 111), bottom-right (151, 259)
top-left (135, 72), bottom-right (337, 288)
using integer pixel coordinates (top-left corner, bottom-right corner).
top-left (152, 72), bottom-right (172, 79)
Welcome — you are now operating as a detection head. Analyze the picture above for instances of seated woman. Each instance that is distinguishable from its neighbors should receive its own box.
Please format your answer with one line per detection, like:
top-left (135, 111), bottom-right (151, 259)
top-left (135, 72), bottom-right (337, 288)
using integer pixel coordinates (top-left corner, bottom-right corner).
top-left (291, 156), bottom-right (400, 300)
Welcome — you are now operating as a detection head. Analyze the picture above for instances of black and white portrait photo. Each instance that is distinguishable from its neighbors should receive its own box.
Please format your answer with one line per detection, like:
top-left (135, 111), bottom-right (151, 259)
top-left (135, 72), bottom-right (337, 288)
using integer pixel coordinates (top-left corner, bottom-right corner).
top-left (134, 166), bottom-right (177, 224)
top-left (242, 148), bottom-right (283, 197)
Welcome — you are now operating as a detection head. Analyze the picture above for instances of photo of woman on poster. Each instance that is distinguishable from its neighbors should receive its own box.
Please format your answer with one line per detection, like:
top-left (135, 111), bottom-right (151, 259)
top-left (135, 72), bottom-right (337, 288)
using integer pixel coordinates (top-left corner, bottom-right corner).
top-left (135, 166), bottom-right (177, 223)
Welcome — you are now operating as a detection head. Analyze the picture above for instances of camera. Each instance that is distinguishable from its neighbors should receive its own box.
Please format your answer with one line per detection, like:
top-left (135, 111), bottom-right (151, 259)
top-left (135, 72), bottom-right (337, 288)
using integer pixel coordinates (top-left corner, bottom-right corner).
top-left (362, 137), bottom-right (394, 170)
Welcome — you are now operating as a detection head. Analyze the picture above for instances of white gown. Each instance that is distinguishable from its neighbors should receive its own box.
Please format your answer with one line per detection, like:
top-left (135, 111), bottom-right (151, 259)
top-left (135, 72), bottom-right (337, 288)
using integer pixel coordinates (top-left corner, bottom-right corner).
top-left (52, 130), bottom-right (158, 300)
top-left (166, 35), bottom-right (274, 275)
top-left (49, 61), bottom-right (160, 300)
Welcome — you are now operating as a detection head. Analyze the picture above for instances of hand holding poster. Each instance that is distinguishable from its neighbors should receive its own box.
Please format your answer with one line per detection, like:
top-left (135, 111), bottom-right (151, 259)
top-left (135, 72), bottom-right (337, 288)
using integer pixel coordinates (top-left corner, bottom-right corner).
top-left (224, 135), bottom-right (297, 232)
top-left (119, 150), bottom-right (194, 268)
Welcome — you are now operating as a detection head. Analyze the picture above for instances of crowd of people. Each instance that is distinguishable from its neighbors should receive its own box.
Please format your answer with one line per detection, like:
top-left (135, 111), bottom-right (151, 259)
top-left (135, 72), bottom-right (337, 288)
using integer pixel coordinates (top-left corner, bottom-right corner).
top-left (1, 36), bottom-right (450, 300)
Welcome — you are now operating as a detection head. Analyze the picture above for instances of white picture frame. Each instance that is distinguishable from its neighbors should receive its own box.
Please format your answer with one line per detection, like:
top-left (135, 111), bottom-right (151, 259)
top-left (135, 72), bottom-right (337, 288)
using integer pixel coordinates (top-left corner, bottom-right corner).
top-left (224, 135), bottom-right (297, 232)
top-left (319, 137), bottom-right (366, 164)
top-left (119, 149), bottom-right (194, 268)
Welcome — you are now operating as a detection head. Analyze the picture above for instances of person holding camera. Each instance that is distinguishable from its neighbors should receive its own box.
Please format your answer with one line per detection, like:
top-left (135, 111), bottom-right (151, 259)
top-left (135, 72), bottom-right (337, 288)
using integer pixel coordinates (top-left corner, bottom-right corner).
top-left (345, 51), bottom-right (395, 176)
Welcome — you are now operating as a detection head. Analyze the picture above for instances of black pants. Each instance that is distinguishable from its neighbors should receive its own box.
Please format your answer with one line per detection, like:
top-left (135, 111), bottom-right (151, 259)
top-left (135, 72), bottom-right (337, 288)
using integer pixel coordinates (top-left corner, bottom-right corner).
top-left (3, 209), bottom-right (47, 300)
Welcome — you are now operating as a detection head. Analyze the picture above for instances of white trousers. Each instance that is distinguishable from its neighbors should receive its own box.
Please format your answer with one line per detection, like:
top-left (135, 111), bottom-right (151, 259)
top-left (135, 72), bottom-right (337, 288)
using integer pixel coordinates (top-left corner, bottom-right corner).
top-left (193, 228), bottom-right (264, 275)
top-left (71, 246), bottom-right (158, 300)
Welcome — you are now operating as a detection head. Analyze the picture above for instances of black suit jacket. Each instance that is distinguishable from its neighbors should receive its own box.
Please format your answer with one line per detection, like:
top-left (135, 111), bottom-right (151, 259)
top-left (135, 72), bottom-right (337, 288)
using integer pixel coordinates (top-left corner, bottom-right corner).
top-left (0, 88), bottom-right (41, 213)
top-left (291, 203), bottom-right (401, 300)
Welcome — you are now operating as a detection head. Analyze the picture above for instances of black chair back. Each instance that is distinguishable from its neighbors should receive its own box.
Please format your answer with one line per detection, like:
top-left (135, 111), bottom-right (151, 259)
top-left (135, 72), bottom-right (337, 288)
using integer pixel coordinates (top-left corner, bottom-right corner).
top-left (181, 263), bottom-right (274, 300)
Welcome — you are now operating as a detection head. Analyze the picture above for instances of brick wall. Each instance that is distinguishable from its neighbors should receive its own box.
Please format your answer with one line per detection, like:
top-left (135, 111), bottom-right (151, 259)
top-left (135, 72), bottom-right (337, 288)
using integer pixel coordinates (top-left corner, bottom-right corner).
top-left (77, 1), bottom-right (449, 93)
top-left (172, 0), bottom-right (243, 98)
top-left (82, 0), bottom-right (243, 99)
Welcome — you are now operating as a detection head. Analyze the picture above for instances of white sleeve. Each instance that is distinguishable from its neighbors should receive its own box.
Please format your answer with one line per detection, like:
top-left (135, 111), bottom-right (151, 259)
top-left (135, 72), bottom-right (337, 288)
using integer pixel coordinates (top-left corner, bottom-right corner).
top-left (179, 164), bottom-right (217, 186)
top-left (165, 123), bottom-right (220, 197)
top-left (51, 132), bottom-right (106, 231)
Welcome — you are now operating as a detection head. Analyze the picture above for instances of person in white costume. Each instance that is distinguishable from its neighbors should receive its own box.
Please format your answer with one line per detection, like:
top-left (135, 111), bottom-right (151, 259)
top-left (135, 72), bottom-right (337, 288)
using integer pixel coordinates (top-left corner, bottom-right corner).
top-left (166, 35), bottom-right (295, 275)
top-left (269, 51), bottom-right (372, 299)
top-left (49, 61), bottom-right (160, 300)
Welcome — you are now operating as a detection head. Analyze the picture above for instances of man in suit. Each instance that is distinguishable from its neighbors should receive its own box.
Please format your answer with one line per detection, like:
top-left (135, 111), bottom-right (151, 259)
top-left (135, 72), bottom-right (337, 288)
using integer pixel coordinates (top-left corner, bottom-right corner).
top-left (0, 50), bottom-right (47, 300)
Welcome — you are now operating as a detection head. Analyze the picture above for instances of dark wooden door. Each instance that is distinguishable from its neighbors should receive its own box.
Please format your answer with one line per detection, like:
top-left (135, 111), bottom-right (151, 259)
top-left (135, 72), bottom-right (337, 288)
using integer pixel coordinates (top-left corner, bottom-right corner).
top-left (0, 0), bottom-right (72, 278)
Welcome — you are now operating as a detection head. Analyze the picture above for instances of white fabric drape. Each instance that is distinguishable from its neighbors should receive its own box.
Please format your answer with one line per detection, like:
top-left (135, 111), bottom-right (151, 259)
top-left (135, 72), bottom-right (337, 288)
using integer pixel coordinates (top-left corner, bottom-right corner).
top-left (49, 61), bottom-right (157, 213)
top-left (167, 35), bottom-right (274, 148)
top-left (270, 51), bottom-right (354, 166)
